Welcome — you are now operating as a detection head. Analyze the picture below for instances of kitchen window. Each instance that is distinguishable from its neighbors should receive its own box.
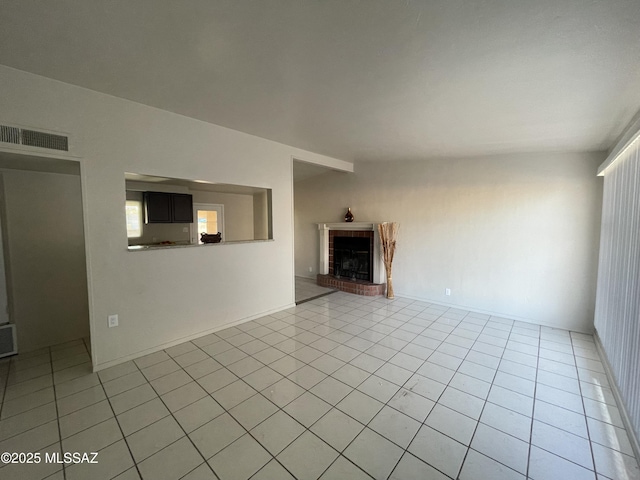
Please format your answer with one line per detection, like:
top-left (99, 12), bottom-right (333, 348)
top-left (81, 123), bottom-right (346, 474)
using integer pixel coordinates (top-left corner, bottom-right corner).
top-left (126, 200), bottom-right (143, 238)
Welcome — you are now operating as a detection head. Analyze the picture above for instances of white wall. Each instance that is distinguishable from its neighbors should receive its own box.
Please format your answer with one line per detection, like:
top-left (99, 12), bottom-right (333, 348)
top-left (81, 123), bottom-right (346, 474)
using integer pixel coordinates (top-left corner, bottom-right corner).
top-left (0, 65), bottom-right (349, 369)
top-left (295, 153), bottom-right (603, 332)
top-left (0, 169), bottom-right (90, 351)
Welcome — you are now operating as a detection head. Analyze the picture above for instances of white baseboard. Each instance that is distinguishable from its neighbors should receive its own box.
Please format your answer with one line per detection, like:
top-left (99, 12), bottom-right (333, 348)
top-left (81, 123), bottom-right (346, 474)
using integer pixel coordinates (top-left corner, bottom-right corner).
top-left (393, 291), bottom-right (595, 335)
top-left (594, 331), bottom-right (640, 463)
top-left (93, 302), bottom-right (296, 372)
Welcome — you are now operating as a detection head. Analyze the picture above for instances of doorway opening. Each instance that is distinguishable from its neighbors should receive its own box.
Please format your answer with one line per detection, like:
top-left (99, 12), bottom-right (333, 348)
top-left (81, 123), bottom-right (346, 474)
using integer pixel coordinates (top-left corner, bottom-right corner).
top-left (0, 151), bottom-right (91, 362)
top-left (192, 203), bottom-right (225, 244)
top-left (293, 160), bottom-right (340, 304)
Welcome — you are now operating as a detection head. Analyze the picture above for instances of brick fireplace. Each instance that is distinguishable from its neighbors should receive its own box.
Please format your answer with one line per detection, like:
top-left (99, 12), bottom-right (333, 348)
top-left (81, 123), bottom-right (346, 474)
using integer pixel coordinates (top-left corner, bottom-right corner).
top-left (316, 222), bottom-right (386, 296)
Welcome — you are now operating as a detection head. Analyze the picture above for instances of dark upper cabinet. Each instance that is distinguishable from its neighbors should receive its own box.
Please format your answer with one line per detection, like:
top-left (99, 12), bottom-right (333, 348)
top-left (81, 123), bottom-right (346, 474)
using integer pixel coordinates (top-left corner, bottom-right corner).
top-left (144, 192), bottom-right (172, 223)
top-left (171, 193), bottom-right (193, 223)
top-left (144, 192), bottom-right (193, 224)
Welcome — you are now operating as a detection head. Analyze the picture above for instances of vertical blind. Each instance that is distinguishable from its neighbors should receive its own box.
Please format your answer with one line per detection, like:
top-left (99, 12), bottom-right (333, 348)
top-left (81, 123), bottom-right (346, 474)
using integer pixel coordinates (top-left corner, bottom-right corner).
top-left (594, 134), bottom-right (640, 444)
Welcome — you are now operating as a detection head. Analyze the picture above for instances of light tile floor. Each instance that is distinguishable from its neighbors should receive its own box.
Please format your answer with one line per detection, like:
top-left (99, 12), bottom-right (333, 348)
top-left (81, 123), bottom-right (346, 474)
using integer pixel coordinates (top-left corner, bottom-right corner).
top-left (1, 294), bottom-right (639, 480)
top-left (295, 276), bottom-right (336, 304)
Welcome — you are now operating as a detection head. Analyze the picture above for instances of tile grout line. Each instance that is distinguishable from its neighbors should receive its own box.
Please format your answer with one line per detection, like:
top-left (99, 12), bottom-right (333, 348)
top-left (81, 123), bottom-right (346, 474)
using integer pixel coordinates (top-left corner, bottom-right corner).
top-left (208, 310), bottom-right (395, 477)
top-left (54, 340), bottom-right (108, 479)
top-left (134, 343), bottom-right (278, 480)
top-left (266, 298), bottom-right (428, 480)
top-left (96, 360), bottom-right (145, 480)
top-left (347, 309), bottom-right (448, 480)
top-left (1, 295), bottom-right (634, 480)
top-left (50, 345), bottom-right (66, 480)
top-left (572, 332), bottom-right (599, 475)
top-left (10, 320), bottom-right (413, 473)
top-left (0, 349), bottom-right (66, 473)
top-left (189, 336), bottom-right (352, 480)
top-left (446, 311), bottom-right (520, 480)
top-left (207, 298), bottom-right (425, 479)
top-left (163, 342), bottom-right (276, 480)
top-left (180, 341), bottom-right (311, 480)
top-left (0, 314), bottom-right (560, 444)
top-left (525, 321), bottom-right (542, 479)
top-left (187, 340), bottom-right (331, 480)
top-left (297, 304), bottom-right (480, 479)
top-left (130, 352), bottom-right (221, 478)
top-left (0, 345), bottom-right (94, 409)
top-left (493, 328), bottom-right (603, 474)
top-left (375, 306), bottom-right (497, 475)
top-left (420, 311), bottom-right (527, 477)
top-left (531, 331), bottom-right (608, 476)
top-left (360, 308), bottom-right (453, 479)
top-left (178, 302), bottom-right (632, 478)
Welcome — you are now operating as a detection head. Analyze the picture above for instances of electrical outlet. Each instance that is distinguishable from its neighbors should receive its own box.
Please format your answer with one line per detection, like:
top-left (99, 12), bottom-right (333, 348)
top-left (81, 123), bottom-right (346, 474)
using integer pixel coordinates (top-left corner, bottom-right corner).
top-left (182, 227), bottom-right (189, 233)
top-left (445, 288), bottom-right (451, 296)
top-left (108, 314), bottom-right (119, 328)
top-left (308, 266), bottom-right (313, 272)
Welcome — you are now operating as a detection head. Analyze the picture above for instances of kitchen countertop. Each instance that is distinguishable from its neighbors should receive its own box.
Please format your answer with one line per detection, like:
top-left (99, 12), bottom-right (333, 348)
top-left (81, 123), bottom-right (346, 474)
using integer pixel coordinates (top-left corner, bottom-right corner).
top-left (128, 239), bottom-right (273, 251)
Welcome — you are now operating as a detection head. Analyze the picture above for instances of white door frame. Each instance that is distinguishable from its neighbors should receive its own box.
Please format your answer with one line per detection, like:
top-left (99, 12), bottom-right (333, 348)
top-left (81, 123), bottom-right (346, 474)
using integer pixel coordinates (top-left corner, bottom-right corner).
top-left (192, 203), bottom-right (225, 244)
top-left (0, 181), bottom-right (9, 325)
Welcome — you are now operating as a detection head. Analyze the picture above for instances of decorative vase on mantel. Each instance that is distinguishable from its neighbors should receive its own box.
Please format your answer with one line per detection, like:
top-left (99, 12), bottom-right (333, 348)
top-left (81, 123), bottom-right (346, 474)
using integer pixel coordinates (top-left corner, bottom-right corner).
top-left (344, 207), bottom-right (354, 222)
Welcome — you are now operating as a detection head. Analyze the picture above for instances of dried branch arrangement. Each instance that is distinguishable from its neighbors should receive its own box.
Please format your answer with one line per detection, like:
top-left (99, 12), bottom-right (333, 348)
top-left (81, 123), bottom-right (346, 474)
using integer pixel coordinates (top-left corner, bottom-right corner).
top-left (378, 222), bottom-right (399, 299)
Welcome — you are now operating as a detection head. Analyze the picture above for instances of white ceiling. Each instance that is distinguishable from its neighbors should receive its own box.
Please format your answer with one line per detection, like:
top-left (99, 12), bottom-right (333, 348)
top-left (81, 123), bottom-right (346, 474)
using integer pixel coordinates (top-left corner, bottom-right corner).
top-left (1, 1), bottom-right (639, 162)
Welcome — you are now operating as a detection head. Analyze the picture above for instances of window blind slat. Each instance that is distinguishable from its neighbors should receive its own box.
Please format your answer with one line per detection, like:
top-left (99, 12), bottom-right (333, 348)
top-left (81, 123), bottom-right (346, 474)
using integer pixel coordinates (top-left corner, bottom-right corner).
top-left (594, 137), bottom-right (640, 445)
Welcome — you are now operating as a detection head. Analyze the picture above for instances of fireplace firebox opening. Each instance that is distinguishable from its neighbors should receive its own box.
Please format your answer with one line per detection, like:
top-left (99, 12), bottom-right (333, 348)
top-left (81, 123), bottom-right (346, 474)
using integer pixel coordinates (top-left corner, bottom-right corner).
top-left (332, 236), bottom-right (373, 282)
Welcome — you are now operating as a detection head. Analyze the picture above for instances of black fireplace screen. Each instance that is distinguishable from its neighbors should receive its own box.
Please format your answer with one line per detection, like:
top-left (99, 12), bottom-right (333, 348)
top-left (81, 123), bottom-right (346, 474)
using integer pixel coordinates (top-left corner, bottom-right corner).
top-left (333, 236), bottom-right (372, 281)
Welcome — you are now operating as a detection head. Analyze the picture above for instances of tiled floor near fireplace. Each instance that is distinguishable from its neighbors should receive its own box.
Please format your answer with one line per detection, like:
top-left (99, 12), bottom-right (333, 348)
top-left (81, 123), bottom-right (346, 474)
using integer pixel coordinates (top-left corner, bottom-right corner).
top-left (0, 293), bottom-right (638, 480)
top-left (295, 276), bottom-right (336, 304)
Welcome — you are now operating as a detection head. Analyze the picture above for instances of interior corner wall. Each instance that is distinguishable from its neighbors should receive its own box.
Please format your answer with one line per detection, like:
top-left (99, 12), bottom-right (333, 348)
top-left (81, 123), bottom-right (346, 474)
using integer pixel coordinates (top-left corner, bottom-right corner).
top-left (253, 191), bottom-right (269, 240)
top-left (295, 153), bottom-right (604, 332)
top-left (0, 65), bottom-right (350, 370)
top-left (1, 169), bottom-right (90, 351)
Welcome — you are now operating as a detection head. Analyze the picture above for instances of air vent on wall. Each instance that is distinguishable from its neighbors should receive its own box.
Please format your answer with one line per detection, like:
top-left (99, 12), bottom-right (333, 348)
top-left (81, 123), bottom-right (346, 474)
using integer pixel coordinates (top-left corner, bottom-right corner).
top-left (0, 125), bottom-right (20, 145)
top-left (0, 124), bottom-right (69, 152)
top-left (21, 129), bottom-right (69, 151)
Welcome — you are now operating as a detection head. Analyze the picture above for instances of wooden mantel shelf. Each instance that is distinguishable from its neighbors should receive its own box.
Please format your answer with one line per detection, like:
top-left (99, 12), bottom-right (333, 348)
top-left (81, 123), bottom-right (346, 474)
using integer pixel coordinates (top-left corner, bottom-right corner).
top-left (317, 222), bottom-right (387, 231)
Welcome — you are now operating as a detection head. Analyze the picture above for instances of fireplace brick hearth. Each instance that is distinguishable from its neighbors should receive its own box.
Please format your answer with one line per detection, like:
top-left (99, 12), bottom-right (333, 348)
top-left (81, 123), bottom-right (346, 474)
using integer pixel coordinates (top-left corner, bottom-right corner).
top-left (317, 274), bottom-right (386, 296)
